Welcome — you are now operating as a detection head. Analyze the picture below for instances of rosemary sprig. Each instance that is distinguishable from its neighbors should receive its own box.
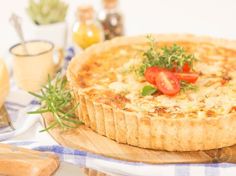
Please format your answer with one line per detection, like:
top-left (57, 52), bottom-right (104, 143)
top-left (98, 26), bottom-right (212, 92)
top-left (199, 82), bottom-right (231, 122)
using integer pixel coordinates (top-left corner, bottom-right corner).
top-left (28, 75), bottom-right (83, 132)
top-left (138, 35), bottom-right (197, 75)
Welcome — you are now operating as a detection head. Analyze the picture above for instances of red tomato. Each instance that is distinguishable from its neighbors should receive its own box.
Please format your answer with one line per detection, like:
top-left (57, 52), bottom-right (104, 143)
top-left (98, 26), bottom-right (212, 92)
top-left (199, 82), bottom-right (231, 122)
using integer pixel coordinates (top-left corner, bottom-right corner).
top-left (144, 66), bottom-right (160, 84)
top-left (173, 72), bottom-right (199, 83)
top-left (182, 63), bottom-right (191, 72)
top-left (171, 63), bottom-right (191, 72)
top-left (155, 70), bottom-right (180, 96)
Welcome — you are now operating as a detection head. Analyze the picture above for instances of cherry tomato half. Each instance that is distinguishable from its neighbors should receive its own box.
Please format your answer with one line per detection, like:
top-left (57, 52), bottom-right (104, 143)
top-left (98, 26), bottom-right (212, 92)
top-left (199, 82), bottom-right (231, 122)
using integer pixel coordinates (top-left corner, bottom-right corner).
top-left (155, 70), bottom-right (180, 96)
top-left (173, 72), bottom-right (199, 83)
top-left (182, 63), bottom-right (191, 72)
top-left (144, 66), bottom-right (160, 84)
top-left (171, 63), bottom-right (191, 72)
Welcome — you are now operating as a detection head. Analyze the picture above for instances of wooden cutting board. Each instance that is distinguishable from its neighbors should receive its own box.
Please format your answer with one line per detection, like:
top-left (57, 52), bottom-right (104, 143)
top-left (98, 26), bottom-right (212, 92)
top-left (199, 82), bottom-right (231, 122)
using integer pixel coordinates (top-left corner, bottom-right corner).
top-left (0, 143), bottom-right (59, 176)
top-left (43, 113), bottom-right (236, 164)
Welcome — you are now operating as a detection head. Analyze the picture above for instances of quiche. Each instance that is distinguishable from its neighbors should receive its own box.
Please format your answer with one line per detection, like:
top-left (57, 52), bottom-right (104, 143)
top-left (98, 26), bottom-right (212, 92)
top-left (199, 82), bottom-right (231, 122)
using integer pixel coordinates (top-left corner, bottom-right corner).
top-left (0, 59), bottom-right (9, 108)
top-left (67, 34), bottom-right (236, 151)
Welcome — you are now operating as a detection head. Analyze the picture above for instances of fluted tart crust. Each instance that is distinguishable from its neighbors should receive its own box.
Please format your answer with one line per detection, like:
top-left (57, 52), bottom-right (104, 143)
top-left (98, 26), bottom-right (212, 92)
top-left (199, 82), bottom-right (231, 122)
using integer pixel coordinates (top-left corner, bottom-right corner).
top-left (67, 34), bottom-right (236, 151)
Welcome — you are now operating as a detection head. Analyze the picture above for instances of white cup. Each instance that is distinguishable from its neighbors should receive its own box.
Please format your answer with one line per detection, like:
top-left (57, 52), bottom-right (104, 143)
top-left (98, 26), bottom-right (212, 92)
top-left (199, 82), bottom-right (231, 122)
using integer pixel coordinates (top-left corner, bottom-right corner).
top-left (9, 40), bottom-right (63, 92)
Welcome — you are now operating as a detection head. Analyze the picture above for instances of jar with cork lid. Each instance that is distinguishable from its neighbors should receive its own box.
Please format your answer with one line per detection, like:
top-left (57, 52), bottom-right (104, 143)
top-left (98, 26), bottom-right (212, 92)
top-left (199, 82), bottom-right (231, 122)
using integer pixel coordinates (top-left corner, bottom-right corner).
top-left (98, 0), bottom-right (124, 40)
top-left (72, 5), bottom-right (104, 49)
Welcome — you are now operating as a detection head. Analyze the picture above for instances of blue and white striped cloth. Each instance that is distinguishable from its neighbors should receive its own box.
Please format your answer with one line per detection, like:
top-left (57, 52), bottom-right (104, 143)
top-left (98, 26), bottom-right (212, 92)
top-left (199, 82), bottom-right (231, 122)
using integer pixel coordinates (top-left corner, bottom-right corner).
top-left (6, 140), bottom-right (236, 176)
top-left (3, 49), bottom-right (236, 176)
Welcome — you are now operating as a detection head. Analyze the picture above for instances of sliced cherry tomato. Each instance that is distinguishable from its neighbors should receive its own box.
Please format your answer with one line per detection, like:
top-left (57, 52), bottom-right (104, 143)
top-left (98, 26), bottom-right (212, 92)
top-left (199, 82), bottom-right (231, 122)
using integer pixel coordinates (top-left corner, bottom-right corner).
top-left (182, 63), bottom-right (191, 72)
top-left (155, 70), bottom-right (180, 96)
top-left (171, 63), bottom-right (191, 72)
top-left (173, 72), bottom-right (199, 83)
top-left (144, 66), bottom-right (159, 84)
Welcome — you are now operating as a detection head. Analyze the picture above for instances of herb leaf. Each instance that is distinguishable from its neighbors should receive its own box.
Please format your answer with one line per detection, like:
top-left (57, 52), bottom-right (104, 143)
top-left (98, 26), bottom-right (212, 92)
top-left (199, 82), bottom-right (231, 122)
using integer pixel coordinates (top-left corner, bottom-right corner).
top-left (180, 81), bottom-right (199, 92)
top-left (28, 74), bottom-right (83, 131)
top-left (141, 85), bottom-right (157, 96)
top-left (138, 35), bottom-right (197, 75)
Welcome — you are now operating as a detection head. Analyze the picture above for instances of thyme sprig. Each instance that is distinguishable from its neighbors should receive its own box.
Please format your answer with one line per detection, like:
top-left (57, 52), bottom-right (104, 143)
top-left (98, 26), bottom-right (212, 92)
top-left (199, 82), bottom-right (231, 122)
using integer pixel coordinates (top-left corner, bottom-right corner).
top-left (28, 75), bottom-right (83, 132)
top-left (139, 35), bottom-right (199, 95)
top-left (138, 35), bottom-right (197, 75)
top-left (180, 81), bottom-right (199, 92)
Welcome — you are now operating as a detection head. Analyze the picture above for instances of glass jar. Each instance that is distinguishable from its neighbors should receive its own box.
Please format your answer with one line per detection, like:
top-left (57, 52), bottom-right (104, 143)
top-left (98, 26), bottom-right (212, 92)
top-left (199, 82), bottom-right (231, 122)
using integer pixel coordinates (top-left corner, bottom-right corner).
top-left (72, 5), bottom-right (104, 49)
top-left (98, 0), bottom-right (124, 40)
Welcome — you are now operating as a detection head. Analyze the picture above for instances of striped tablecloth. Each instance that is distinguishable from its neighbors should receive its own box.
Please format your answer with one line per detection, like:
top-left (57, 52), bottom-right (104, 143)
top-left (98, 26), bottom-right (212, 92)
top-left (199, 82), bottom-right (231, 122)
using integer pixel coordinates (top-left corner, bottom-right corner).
top-left (3, 49), bottom-right (236, 176)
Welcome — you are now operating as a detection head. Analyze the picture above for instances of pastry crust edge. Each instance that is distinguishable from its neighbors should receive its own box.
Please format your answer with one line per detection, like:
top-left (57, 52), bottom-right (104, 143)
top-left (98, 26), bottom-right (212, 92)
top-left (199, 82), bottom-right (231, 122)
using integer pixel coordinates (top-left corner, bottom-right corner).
top-left (67, 34), bottom-right (236, 151)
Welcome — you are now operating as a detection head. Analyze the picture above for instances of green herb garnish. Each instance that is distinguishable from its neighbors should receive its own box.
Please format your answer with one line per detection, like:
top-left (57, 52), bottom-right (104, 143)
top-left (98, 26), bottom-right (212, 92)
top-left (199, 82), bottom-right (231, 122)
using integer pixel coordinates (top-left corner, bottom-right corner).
top-left (28, 75), bottom-right (83, 132)
top-left (141, 85), bottom-right (157, 96)
top-left (138, 35), bottom-right (197, 75)
top-left (180, 81), bottom-right (199, 92)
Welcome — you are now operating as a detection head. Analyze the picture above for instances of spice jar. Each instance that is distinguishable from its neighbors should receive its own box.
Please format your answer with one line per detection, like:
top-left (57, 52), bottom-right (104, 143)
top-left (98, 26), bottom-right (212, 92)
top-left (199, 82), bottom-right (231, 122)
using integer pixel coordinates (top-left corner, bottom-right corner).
top-left (72, 5), bottom-right (104, 49)
top-left (98, 0), bottom-right (124, 40)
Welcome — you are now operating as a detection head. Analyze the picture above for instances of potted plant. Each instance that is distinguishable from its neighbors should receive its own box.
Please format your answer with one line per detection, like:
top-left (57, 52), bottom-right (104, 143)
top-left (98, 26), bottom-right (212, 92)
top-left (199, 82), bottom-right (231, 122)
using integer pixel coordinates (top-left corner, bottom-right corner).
top-left (26, 0), bottom-right (68, 49)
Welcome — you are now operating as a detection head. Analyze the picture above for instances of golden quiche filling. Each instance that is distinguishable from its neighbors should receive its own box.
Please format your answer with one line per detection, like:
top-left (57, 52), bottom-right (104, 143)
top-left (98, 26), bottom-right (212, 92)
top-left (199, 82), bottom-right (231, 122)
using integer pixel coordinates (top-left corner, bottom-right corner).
top-left (75, 38), bottom-right (236, 118)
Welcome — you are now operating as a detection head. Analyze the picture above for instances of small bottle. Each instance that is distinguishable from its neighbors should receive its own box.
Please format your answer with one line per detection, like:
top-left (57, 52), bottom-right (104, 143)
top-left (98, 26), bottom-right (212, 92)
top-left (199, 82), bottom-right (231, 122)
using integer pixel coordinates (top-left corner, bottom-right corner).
top-left (98, 0), bottom-right (124, 40)
top-left (72, 5), bottom-right (104, 49)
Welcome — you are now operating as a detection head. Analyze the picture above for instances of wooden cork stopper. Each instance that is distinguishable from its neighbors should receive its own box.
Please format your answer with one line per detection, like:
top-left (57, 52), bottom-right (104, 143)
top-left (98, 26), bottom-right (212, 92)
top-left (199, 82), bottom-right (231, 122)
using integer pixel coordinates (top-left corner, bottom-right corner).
top-left (76, 5), bottom-right (95, 22)
top-left (102, 0), bottom-right (118, 9)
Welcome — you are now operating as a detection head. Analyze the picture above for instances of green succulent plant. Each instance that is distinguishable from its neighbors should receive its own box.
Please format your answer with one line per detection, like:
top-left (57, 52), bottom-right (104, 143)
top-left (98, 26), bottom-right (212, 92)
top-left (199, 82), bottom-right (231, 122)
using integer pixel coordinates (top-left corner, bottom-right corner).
top-left (27, 0), bottom-right (68, 25)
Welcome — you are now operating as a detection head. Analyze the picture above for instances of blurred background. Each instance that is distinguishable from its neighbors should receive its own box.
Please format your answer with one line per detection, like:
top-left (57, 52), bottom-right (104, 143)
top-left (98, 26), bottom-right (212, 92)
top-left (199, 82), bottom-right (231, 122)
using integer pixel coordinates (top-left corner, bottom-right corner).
top-left (1, 0), bottom-right (236, 54)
